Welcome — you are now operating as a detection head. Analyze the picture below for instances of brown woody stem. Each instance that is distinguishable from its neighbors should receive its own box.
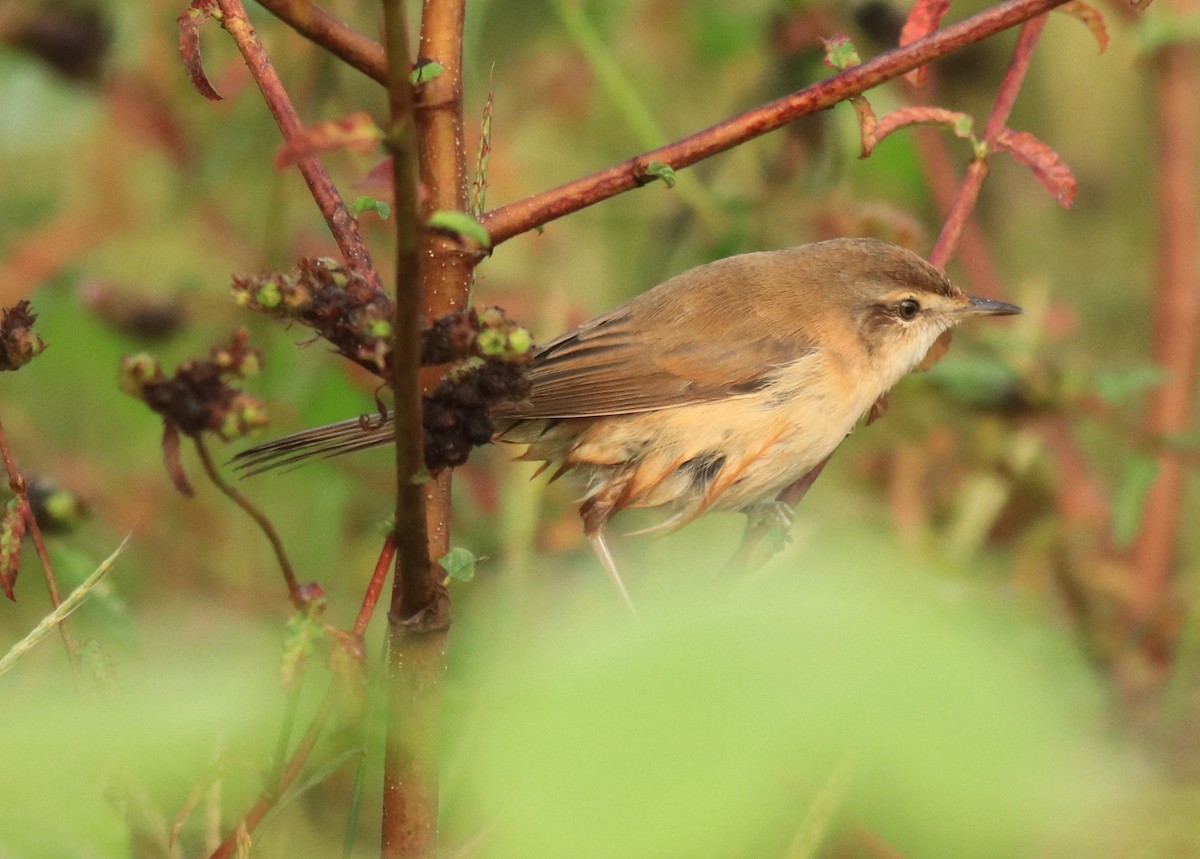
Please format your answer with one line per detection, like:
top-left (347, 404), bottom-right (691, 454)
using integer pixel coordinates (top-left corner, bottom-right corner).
top-left (255, 0), bottom-right (387, 83)
top-left (379, 0), bottom-right (453, 857)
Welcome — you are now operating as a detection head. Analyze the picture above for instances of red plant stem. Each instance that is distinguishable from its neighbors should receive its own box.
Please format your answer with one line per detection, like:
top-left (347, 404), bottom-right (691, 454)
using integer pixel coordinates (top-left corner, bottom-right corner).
top-left (255, 0), bottom-right (387, 84)
top-left (0, 415), bottom-right (82, 682)
top-left (354, 532), bottom-right (396, 637)
top-left (930, 15), bottom-right (1046, 267)
top-left (1130, 27), bottom-right (1200, 623)
top-left (216, 0), bottom-right (380, 284)
top-left (913, 126), bottom-right (1004, 294)
top-left (208, 686), bottom-right (338, 859)
top-left (480, 0), bottom-right (1071, 246)
top-left (192, 438), bottom-right (307, 611)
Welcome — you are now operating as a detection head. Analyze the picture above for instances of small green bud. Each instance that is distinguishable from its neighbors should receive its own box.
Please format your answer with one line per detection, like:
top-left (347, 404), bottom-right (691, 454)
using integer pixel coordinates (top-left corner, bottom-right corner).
top-left (507, 327), bottom-right (532, 356)
top-left (257, 282), bottom-right (282, 309)
top-left (477, 328), bottom-right (506, 356)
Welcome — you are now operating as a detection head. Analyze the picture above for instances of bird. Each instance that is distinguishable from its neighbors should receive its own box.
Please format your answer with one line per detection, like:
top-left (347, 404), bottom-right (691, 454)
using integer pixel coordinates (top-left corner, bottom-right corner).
top-left (233, 238), bottom-right (1021, 610)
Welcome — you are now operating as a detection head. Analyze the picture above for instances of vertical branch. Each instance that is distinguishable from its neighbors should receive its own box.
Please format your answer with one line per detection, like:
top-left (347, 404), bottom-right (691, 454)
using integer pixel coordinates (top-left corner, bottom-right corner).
top-left (1130, 17), bottom-right (1200, 624)
top-left (216, 0), bottom-right (381, 282)
top-left (380, 2), bottom-right (452, 858)
top-left (414, 0), bottom-right (473, 568)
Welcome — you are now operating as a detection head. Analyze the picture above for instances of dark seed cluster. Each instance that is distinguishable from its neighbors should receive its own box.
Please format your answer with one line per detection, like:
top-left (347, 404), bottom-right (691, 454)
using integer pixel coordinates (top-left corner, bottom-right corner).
top-left (120, 330), bottom-right (267, 439)
top-left (0, 301), bottom-right (47, 372)
top-left (234, 257), bottom-right (534, 473)
top-left (232, 258), bottom-right (394, 375)
top-left (424, 359), bottom-right (531, 474)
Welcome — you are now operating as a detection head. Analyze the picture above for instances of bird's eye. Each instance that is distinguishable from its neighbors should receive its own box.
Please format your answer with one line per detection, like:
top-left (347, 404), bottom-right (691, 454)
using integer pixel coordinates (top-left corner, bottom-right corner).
top-left (897, 298), bottom-right (920, 320)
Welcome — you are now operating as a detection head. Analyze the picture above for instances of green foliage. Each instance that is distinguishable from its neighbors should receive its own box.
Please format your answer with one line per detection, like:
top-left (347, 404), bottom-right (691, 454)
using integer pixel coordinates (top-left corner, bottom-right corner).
top-left (1093, 364), bottom-right (1167, 406)
top-left (350, 195), bottom-right (391, 220)
top-left (1112, 453), bottom-right (1159, 548)
top-left (644, 160), bottom-right (677, 188)
top-left (410, 60), bottom-right (444, 85)
top-left (438, 546), bottom-right (477, 582)
top-left (425, 210), bottom-right (491, 248)
top-left (457, 558), bottom-right (1122, 858)
top-left (923, 352), bottom-right (1022, 408)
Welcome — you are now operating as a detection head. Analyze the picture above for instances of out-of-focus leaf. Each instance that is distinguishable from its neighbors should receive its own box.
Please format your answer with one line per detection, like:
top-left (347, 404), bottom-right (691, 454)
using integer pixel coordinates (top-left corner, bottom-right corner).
top-left (275, 112), bottom-right (384, 169)
top-left (177, 0), bottom-right (222, 101)
top-left (1057, 1), bottom-right (1110, 52)
top-left (992, 129), bottom-right (1077, 208)
top-left (462, 561), bottom-right (1125, 858)
top-left (1112, 454), bottom-right (1159, 547)
top-left (925, 353), bottom-right (1022, 408)
top-left (0, 498), bottom-right (26, 601)
top-left (1093, 365), bottom-right (1167, 406)
top-left (900, 0), bottom-right (952, 84)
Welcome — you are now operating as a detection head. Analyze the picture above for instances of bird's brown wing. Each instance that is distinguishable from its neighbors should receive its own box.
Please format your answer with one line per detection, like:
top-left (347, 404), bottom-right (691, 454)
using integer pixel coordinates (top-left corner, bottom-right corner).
top-left (496, 290), bottom-right (816, 420)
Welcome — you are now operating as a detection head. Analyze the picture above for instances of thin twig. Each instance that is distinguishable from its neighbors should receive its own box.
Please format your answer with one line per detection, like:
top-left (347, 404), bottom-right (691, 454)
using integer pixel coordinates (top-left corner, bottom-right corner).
top-left (354, 532), bottom-right (395, 637)
top-left (215, 0), bottom-right (381, 284)
top-left (192, 437), bottom-right (307, 611)
top-left (255, 0), bottom-right (387, 83)
top-left (480, 0), bottom-right (1073, 246)
top-left (207, 685), bottom-right (338, 859)
top-left (0, 414), bottom-right (82, 682)
top-left (930, 16), bottom-right (1047, 267)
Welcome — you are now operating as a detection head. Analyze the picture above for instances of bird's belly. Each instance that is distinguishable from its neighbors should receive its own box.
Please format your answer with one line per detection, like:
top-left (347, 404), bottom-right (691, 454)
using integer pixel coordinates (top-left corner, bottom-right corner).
top-left (568, 374), bottom-right (879, 519)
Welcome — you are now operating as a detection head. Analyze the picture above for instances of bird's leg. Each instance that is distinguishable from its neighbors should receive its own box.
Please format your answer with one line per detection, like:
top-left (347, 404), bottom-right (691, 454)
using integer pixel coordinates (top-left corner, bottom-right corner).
top-left (588, 530), bottom-right (640, 621)
top-left (749, 499), bottom-right (796, 531)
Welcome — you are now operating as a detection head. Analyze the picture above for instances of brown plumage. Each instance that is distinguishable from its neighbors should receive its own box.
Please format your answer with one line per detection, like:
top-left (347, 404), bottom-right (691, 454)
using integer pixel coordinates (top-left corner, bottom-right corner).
top-left (233, 238), bottom-right (1019, 605)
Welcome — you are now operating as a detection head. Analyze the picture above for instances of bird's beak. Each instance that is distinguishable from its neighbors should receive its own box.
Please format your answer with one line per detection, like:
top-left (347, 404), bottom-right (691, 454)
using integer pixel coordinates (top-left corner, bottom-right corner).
top-left (960, 296), bottom-right (1023, 316)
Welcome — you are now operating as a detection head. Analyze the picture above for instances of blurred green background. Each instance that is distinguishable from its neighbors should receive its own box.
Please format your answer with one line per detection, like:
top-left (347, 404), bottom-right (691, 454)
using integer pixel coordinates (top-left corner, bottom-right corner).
top-left (0, 0), bottom-right (1196, 856)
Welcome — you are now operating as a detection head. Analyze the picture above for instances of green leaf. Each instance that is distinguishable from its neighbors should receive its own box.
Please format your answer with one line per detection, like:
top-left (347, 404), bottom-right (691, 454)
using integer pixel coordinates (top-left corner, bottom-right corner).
top-left (1093, 365), bottom-right (1167, 406)
top-left (426, 210), bottom-right (492, 247)
top-left (439, 547), bottom-right (477, 582)
top-left (821, 35), bottom-right (861, 70)
top-left (351, 196), bottom-right (391, 220)
top-left (925, 354), bottom-right (1021, 408)
top-left (281, 612), bottom-right (325, 690)
top-left (645, 160), bottom-right (676, 188)
top-left (410, 60), bottom-right (444, 85)
top-left (1111, 454), bottom-right (1159, 548)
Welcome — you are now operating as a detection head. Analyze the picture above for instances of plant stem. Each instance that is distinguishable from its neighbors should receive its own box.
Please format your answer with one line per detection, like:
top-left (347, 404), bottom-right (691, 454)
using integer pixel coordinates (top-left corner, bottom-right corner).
top-left (255, 0), bottom-right (387, 83)
top-left (216, 0), bottom-right (381, 283)
top-left (480, 0), bottom-right (1073, 246)
top-left (0, 414), bottom-right (82, 683)
top-left (193, 437), bottom-right (307, 611)
top-left (380, 0), bottom-right (452, 856)
top-left (1130, 14), bottom-right (1200, 624)
top-left (930, 15), bottom-right (1047, 267)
